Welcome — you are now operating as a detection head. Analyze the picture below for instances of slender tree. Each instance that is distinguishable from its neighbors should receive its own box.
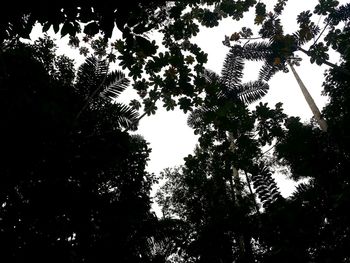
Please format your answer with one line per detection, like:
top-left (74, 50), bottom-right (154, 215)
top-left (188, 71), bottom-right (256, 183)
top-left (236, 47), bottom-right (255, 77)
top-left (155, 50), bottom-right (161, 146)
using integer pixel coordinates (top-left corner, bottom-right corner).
top-left (287, 58), bottom-right (328, 131)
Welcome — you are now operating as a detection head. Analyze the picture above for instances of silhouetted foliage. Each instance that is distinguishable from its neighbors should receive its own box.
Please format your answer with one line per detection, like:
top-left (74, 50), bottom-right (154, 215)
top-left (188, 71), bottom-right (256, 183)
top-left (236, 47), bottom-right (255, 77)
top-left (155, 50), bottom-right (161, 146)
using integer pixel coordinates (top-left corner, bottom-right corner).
top-left (156, 2), bottom-right (350, 262)
top-left (2, 1), bottom-right (350, 262)
top-left (226, 0), bottom-right (350, 78)
top-left (0, 1), bottom-right (260, 118)
top-left (0, 38), bottom-right (158, 263)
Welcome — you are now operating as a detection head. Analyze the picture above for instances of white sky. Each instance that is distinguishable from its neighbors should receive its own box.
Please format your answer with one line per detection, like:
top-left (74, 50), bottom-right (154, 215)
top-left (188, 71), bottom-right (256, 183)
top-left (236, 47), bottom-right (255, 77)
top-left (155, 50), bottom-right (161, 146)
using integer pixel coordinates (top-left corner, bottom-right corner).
top-left (28, 0), bottom-right (346, 208)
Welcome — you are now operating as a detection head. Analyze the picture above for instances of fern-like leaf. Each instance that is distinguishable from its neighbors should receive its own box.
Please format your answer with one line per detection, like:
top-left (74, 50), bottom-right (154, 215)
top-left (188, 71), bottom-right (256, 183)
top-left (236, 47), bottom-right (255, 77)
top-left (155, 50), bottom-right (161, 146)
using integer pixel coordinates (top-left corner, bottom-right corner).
top-left (221, 47), bottom-right (244, 90)
top-left (75, 56), bottom-right (108, 98)
top-left (187, 105), bottom-right (213, 129)
top-left (100, 70), bottom-right (130, 101)
top-left (202, 69), bottom-right (221, 84)
top-left (109, 103), bottom-right (140, 131)
top-left (237, 80), bottom-right (269, 104)
top-left (240, 42), bottom-right (271, 61)
top-left (251, 164), bottom-right (283, 208)
top-left (290, 181), bottom-right (315, 203)
top-left (258, 61), bottom-right (279, 81)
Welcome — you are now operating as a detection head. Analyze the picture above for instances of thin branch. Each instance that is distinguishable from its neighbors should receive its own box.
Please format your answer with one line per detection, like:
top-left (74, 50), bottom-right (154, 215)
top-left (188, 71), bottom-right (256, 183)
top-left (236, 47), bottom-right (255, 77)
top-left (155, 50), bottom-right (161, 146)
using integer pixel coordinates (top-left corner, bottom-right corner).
top-left (239, 36), bottom-right (264, 40)
top-left (259, 140), bottom-right (279, 157)
top-left (312, 20), bottom-right (329, 47)
top-left (243, 39), bottom-right (250, 48)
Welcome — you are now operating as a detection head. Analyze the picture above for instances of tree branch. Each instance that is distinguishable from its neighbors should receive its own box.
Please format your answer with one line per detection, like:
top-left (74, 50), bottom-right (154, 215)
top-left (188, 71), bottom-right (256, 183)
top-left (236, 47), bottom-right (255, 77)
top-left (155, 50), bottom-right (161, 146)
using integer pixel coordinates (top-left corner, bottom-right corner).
top-left (312, 21), bottom-right (329, 47)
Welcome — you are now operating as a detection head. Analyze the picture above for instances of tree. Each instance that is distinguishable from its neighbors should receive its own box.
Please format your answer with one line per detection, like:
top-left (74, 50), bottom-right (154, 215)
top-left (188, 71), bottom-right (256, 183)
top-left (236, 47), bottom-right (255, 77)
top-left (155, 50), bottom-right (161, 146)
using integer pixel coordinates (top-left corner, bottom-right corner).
top-left (251, 0), bottom-right (350, 76)
top-left (73, 55), bottom-right (139, 130)
top-left (222, 39), bottom-right (329, 131)
top-left (0, 37), bottom-right (157, 263)
top-left (188, 46), bottom-right (284, 210)
top-left (257, 36), bottom-right (350, 261)
top-left (155, 47), bottom-right (288, 263)
top-left (156, 153), bottom-right (257, 263)
top-left (2, 1), bottom-right (350, 262)
top-left (221, 1), bottom-right (350, 131)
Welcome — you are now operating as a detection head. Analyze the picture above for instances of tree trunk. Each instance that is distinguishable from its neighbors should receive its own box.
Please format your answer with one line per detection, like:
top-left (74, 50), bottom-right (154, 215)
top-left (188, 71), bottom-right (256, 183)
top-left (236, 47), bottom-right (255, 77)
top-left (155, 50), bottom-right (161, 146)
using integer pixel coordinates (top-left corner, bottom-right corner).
top-left (287, 60), bottom-right (328, 132)
top-left (228, 132), bottom-right (254, 263)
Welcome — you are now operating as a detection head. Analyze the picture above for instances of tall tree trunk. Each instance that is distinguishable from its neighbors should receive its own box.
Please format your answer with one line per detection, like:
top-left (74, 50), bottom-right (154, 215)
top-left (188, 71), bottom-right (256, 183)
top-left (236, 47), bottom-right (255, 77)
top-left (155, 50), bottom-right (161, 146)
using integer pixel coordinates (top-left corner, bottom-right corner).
top-left (228, 132), bottom-right (254, 263)
top-left (287, 60), bottom-right (328, 132)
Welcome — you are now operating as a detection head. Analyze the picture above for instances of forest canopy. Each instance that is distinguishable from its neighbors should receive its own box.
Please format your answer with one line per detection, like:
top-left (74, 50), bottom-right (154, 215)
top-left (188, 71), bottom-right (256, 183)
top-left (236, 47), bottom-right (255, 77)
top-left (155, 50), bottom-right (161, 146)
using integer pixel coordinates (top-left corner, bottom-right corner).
top-left (1, 0), bottom-right (350, 262)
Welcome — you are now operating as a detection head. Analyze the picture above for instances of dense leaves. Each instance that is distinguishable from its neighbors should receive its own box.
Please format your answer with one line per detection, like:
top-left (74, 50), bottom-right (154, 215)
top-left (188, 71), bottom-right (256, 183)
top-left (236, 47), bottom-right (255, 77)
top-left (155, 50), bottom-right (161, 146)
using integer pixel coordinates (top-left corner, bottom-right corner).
top-left (0, 39), bottom-right (158, 263)
top-left (0, 1), bottom-right (260, 117)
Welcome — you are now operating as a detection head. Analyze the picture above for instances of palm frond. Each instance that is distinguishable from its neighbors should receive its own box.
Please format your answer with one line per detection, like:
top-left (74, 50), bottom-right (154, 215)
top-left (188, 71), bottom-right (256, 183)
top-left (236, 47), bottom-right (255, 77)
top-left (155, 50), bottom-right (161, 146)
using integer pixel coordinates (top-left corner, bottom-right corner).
top-left (237, 80), bottom-right (269, 104)
top-left (187, 105), bottom-right (213, 129)
top-left (75, 56), bottom-right (108, 98)
top-left (258, 61), bottom-right (279, 81)
top-left (73, 56), bottom-right (137, 130)
top-left (95, 58), bottom-right (108, 79)
top-left (109, 103), bottom-right (140, 131)
top-left (221, 47), bottom-right (244, 90)
top-left (251, 163), bottom-right (283, 208)
top-left (293, 25), bottom-right (320, 46)
top-left (202, 69), bottom-right (221, 84)
top-left (100, 70), bottom-right (130, 101)
top-left (290, 181), bottom-right (314, 202)
top-left (240, 42), bottom-right (271, 61)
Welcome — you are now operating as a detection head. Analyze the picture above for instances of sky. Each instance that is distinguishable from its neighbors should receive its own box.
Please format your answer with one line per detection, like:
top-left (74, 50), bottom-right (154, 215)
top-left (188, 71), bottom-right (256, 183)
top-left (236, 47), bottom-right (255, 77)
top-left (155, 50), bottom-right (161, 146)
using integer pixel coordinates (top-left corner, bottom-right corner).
top-left (28, 0), bottom-right (345, 209)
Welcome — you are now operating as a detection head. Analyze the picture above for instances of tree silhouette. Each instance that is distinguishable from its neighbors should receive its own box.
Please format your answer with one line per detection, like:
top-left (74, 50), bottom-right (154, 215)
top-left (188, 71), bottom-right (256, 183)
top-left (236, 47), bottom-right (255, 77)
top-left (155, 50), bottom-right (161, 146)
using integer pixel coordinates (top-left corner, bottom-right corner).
top-left (222, 40), bottom-right (329, 132)
top-left (188, 47), bottom-right (283, 210)
top-left (258, 41), bottom-right (350, 261)
top-left (0, 37), bottom-right (157, 263)
top-left (155, 48), bottom-right (288, 263)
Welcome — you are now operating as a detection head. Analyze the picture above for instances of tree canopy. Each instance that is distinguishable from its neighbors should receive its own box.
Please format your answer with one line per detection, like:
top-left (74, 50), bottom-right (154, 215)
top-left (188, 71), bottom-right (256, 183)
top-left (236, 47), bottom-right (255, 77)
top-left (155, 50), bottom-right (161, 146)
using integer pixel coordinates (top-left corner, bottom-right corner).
top-left (1, 0), bottom-right (350, 262)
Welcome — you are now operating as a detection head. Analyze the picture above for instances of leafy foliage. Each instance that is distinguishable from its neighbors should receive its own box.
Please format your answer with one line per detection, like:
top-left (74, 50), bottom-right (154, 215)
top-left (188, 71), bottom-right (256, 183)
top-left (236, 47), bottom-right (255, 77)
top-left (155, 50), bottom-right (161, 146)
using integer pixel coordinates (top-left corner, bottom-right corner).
top-left (2, 1), bottom-right (350, 262)
top-left (221, 47), bottom-right (244, 89)
top-left (250, 164), bottom-right (282, 208)
top-left (0, 38), bottom-right (157, 263)
top-left (74, 55), bottom-right (139, 130)
top-left (0, 1), bottom-right (260, 116)
top-left (156, 148), bottom-right (258, 263)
